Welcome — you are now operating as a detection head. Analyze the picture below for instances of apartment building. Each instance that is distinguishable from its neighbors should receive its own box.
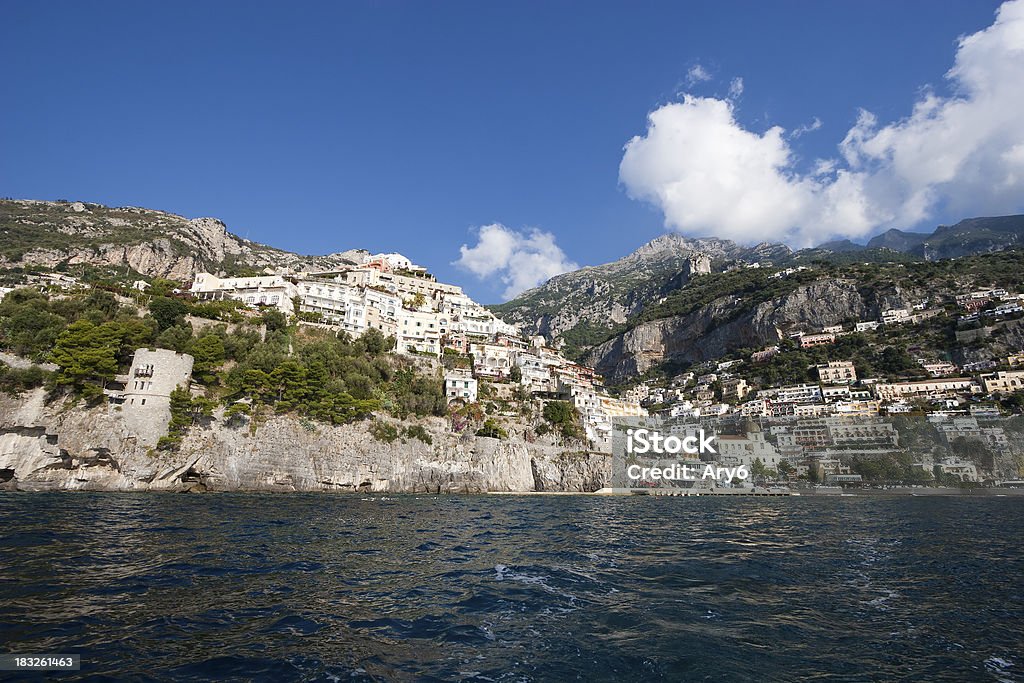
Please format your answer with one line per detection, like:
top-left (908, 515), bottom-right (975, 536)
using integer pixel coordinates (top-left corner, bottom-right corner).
top-left (800, 333), bottom-right (835, 349)
top-left (873, 378), bottom-right (981, 401)
top-left (980, 370), bottom-right (1024, 394)
top-left (817, 361), bottom-right (856, 385)
top-left (190, 273), bottom-right (298, 314)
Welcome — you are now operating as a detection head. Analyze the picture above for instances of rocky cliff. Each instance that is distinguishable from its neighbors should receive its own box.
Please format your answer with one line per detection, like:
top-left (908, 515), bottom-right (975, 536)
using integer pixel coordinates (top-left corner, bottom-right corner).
top-left (0, 200), bottom-right (365, 280)
top-left (0, 389), bottom-right (609, 493)
top-left (489, 233), bottom-right (792, 357)
top-left (584, 277), bottom-right (891, 382)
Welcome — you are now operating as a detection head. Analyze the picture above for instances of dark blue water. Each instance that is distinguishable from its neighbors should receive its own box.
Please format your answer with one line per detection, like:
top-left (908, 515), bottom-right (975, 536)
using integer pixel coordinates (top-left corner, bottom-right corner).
top-left (1, 494), bottom-right (1022, 681)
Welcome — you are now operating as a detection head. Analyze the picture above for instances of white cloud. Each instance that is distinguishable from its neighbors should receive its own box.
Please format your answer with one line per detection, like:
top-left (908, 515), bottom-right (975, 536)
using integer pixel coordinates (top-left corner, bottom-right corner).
top-left (728, 77), bottom-right (744, 98)
top-left (455, 223), bottom-right (578, 299)
top-left (686, 64), bottom-right (712, 85)
top-left (791, 116), bottom-right (822, 138)
top-left (620, 0), bottom-right (1024, 246)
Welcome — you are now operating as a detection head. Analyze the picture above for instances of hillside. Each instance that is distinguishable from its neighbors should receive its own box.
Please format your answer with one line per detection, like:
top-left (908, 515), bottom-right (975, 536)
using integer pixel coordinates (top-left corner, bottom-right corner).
top-left (585, 251), bottom-right (1024, 382)
top-left (489, 234), bottom-right (792, 358)
top-left (0, 199), bottom-right (366, 280)
top-left (920, 215), bottom-right (1024, 260)
top-left (497, 214), bottom-right (1024, 366)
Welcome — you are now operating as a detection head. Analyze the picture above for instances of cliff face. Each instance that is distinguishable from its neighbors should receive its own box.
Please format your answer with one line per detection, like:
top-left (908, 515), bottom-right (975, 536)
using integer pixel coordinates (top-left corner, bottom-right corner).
top-left (584, 278), bottom-right (876, 382)
top-left (0, 200), bottom-right (363, 280)
top-left (0, 390), bottom-right (608, 493)
top-left (489, 233), bottom-right (792, 355)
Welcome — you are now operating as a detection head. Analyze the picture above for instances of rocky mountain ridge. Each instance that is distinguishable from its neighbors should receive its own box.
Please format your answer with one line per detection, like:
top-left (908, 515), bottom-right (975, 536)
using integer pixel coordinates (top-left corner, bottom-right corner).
top-left (0, 199), bottom-right (367, 280)
top-left (824, 215), bottom-right (1024, 260)
top-left (489, 233), bottom-right (793, 357)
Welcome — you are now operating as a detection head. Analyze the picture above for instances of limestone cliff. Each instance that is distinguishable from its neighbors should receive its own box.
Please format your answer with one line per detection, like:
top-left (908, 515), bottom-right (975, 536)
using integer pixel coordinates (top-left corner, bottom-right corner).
top-left (0, 200), bottom-right (365, 280)
top-left (0, 390), bottom-right (609, 493)
top-left (489, 233), bottom-right (793, 357)
top-left (584, 277), bottom-right (886, 382)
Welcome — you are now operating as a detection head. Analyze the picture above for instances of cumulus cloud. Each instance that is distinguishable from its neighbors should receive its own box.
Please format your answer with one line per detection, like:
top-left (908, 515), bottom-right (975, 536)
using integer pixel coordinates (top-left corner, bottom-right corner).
top-left (455, 223), bottom-right (578, 299)
top-left (686, 64), bottom-right (712, 85)
top-left (620, 0), bottom-right (1024, 246)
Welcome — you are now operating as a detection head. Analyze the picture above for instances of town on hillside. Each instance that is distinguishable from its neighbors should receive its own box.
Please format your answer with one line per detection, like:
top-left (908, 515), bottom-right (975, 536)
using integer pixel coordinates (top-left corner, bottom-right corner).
top-left (0, 252), bottom-right (646, 452)
top-left (3, 251), bottom-right (1024, 488)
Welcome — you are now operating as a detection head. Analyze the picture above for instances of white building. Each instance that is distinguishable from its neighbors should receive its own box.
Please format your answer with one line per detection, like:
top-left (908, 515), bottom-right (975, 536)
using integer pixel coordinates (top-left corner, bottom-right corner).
top-left (882, 308), bottom-right (912, 325)
top-left (190, 273), bottom-right (299, 314)
top-left (873, 378), bottom-right (981, 401)
top-left (445, 369), bottom-right (478, 403)
top-left (398, 308), bottom-right (442, 356)
top-left (469, 342), bottom-right (515, 378)
top-left (758, 383), bottom-right (822, 404)
top-left (716, 430), bottom-right (783, 470)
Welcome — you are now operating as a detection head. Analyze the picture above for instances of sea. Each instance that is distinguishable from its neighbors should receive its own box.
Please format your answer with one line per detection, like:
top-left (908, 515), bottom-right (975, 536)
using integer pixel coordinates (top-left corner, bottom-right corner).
top-left (0, 493), bottom-right (1022, 682)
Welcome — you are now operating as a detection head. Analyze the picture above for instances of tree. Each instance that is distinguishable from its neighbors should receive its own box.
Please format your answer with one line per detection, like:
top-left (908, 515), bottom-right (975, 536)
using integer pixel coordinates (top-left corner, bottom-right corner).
top-left (261, 309), bottom-right (288, 333)
top-left (358, 328), bottom-right (394, 355)
top-left (50, 320), bottom-right (123, 398)
top-left (149, 296), bottom-right (188, 331)
top-left (776, 460), bottom-right (795, 478)
top-left (190, 334), bottom-right (226, 384)
top-left (159, 386), bottom-right (204, 450)
top-left (543, 400), bottom-right (581, 439)
top-left (751, 458), bottom-right (767, 482)
top-left (0, 306), bottom-right (67, 359)
top-left (509, 365), bottom-right (522, 383)
top-left (155, 324), bottom-right (194, 353)
top-left (148, 278), bottom-right (180, 297)
top-left (476, 418), bottom-right (507, 439)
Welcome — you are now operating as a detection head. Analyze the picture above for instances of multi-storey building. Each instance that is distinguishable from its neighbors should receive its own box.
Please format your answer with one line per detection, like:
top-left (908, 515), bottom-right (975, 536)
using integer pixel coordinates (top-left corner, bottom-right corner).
top-left (817, 361), bottom-right (856, 385)
top-left (444, 369), bottom-right (478, 403)
top-left (873, 378), bottom-right (981, 401)
top-left (190, 273), bottom-right (299, 314)
top-left (800, 333), bottom-right (835, 349)
top-left (721, 378), bottom-right (749, 402)
top-left (980, 370), bottom-right (1024, 394)
top-left (758, 383), bottom-right (822, 404)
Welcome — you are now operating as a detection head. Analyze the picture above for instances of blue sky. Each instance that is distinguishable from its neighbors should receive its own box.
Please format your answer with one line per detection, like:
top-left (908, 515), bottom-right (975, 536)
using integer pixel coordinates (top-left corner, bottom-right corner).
top-left (2, 0), bottom-right (1017, 302)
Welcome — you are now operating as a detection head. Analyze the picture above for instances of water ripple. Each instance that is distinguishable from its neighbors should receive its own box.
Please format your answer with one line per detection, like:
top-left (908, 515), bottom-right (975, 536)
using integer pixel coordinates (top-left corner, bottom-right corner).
top-left (0, 493), bottom-right (1022, 681)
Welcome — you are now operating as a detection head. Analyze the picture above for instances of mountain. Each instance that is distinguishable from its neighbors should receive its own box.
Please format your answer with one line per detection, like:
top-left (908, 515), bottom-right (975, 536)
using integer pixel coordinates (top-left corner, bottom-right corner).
top-left (814, 238), bottom-right (865, 252)
top-left (494, 214), bottom-right (1024, 383)
top-left (828, 216), bottom-right (1024, 259)
top-left (919, 215), bottom-right (1024, 260)
top-left (866, 228), bottom-right (929, 252)
top-left (814, 216), bottom-right (1024, 259)
top-left (489, 233), bottom-right (792, 358)
top-left (582, 250), bottom-right (1024, 382)
top-left (0, 199), bottom-right (365, 280)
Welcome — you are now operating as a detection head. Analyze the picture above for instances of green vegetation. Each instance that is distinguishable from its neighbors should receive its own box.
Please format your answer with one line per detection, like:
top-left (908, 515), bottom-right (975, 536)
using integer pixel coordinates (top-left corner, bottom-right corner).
top-left (404, 424), bottom-right (433, 445)
top-left (638, 268), bottom-right (821, 326)
top-left (542, 400), bottom-right (582, 439)
top-left (0, 286), bottom-right (447, 431)
top-left (476, 418), bottom-right (508, 439)
top-left (558, 321), bottom-right (627, 361)
top-left (370, 420), bottom-right (400, 443)
top-left (0, 362), bottom-right (51, 395)
top-left (157, 386), bottom-right (214, 451)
